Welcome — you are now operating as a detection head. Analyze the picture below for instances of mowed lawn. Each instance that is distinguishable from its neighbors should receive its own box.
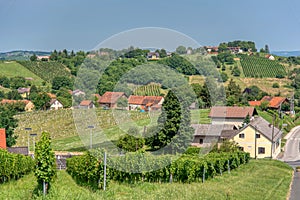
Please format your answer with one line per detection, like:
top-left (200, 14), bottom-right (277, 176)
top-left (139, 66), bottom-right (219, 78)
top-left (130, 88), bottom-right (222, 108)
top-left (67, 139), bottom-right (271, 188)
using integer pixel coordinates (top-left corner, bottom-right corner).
top-left (0, 159), bottom-right (292, 200)
top-left (0, 61), bottom-right (45, 85)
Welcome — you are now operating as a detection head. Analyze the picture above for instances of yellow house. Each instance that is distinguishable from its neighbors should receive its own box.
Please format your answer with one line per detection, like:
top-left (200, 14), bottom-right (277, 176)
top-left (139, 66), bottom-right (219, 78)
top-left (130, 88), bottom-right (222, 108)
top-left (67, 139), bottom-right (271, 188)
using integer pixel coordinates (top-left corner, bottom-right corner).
top-left (231, 116), bottom-right (282, 159)
top-left (17, 87), bottom-right (30, 99)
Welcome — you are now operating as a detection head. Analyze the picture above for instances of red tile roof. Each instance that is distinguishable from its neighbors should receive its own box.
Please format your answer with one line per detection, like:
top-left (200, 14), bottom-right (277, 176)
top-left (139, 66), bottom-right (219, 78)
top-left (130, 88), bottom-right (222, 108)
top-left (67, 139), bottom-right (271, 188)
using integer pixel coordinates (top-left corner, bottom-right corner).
top-left (209, 106), bottom-right (256, 119)
top-left (269, 97), bottom-right (287, 108)
top-left (0, 129), bottom-right (6, 149)
top-left (249, 100), bottom-right (261, 107)
top-left (128, 95), bottom-right (145, 105)
top-left (80, 100), bottom-right (93, 106)
top-left (98, 92), bottom-right (125, 104)
top-left (248, 96), bottom-right (287, 109)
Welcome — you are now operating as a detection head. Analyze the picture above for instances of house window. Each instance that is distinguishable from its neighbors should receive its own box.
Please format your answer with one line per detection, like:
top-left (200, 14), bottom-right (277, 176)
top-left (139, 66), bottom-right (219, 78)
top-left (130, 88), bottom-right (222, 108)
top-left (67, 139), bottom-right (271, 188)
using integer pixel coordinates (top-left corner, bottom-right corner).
top-left (238, 146), bottom-right (244, 151)
top-left (258, 147), bottom-right (265, 154)
top-left (256, 134), bottom-right (260, 138)
top-left (199, 139), bottom-right (203, 144)
top-left (239, 133), bottom-right (245, 139)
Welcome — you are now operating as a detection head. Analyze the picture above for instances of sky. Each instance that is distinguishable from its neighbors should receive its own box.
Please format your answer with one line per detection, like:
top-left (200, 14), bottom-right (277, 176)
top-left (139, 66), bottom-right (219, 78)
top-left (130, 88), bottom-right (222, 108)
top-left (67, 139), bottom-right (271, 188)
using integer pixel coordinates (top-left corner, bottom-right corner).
top-left (1, 0), bottom-right (300, 52)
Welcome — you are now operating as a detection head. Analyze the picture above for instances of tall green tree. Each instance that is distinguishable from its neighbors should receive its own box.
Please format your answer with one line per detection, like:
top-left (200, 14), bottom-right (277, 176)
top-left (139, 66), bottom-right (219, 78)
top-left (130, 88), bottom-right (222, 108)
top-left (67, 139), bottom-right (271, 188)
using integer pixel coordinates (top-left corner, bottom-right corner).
top-left (52, 76), bottom-right (73, 90)
top-left (265, 44), bottom-right (270, 54)
top-left (0, 107), bottom-right (18, 147)
top-left (35, 132), bottom-right (56, 194)
top-left (147, 90), bottom-right (194, 153)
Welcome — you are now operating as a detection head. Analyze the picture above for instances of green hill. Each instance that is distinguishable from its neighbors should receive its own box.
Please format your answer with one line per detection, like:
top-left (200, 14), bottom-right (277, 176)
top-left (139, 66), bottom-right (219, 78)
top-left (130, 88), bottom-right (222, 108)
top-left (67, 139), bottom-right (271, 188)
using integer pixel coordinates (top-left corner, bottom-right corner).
top-left (17, 61), bottom-right (71, 83)
top-left (0, 61), bottom-right (45, 86)
top-left (239, 55), bottom-right (286, 78)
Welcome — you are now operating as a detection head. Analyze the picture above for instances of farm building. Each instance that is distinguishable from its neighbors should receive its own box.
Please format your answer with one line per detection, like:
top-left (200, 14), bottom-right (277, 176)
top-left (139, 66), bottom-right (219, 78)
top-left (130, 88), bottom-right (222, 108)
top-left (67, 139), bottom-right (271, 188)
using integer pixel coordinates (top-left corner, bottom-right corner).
top-left (128, 95), bottom-right (164, 111)
top-left (209, 106), bottom-right (258, 127)
top-left (191, 124), bottom-right (237, 148)
top-left (249, 96), bottom-right (288, 111)
top-left (98, 92), bottom-right (127, 109)
top-left (147, 52), bottom-right (160, 60)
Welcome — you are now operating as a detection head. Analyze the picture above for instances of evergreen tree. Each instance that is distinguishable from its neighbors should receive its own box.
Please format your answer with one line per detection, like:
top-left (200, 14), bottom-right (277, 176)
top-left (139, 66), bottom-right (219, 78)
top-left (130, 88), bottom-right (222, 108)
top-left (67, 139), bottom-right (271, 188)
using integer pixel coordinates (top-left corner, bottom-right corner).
top-left (148, 89), bottom-right (194, 154)
top-left (265, 44), bottom-right (270, 54)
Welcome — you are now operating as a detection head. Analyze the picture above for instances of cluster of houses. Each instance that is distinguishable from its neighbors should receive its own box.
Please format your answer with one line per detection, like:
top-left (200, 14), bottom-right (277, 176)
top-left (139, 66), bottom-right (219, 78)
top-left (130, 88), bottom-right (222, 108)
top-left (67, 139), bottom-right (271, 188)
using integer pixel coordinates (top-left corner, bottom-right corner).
top-left (191, 106), bottom-right (282, 159)
top-left (0, 88), bottom-right (165, 112)
top-left (204, 46), bottom-right (245, 54)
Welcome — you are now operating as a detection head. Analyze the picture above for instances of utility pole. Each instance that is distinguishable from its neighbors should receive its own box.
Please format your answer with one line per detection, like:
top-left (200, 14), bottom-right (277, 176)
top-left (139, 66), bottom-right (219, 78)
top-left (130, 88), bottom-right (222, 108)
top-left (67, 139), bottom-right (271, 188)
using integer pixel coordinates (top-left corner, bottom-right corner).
top-left (290, 92), bottom-right (295, 115)
top-left (271, 114), bottom-right (276, 159)
top-left (255, 126), bottom-right (257, 159)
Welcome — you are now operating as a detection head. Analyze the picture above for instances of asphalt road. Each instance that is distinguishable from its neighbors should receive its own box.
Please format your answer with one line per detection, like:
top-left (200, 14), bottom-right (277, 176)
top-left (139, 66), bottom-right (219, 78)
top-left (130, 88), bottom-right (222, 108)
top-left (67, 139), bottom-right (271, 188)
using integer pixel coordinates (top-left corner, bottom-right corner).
top-left (281, 126), bottom-right (300, 200)
top-left (282, 126), bottom-right (300, 162)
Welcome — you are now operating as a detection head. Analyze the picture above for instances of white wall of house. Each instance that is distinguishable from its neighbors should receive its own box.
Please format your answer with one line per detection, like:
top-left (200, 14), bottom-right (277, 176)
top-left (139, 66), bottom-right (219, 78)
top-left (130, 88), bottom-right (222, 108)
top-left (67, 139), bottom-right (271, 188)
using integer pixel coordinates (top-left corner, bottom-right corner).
top-left (50, 100), bottom-right (63, 110)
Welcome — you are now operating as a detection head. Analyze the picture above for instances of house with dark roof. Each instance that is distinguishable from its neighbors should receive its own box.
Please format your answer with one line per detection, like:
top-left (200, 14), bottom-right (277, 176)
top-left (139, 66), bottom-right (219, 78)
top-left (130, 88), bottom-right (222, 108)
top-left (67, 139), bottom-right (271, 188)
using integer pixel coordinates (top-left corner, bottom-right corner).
top-left (17, 87), bottom-right (30, 98)
top-left (147, 52), bottom-right (160, 60)
top-left (209, 106), bottom-right (258, 127)
top-left (79, 100), bottom-right (95, 109)
top-left (7, 147), bottom-right (29, 156)
top-left (229, 116), bottom-right (282, 158)
top-left (191, 124), bottom-right (237, 147)
top-left (98, 92), bottom-right (127, 109)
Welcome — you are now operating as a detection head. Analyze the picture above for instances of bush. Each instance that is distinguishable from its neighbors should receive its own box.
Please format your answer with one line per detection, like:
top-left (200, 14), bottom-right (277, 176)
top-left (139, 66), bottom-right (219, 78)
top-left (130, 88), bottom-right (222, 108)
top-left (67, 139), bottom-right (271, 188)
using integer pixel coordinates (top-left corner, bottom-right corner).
top-left (272, 83), bottom-right (280, 88)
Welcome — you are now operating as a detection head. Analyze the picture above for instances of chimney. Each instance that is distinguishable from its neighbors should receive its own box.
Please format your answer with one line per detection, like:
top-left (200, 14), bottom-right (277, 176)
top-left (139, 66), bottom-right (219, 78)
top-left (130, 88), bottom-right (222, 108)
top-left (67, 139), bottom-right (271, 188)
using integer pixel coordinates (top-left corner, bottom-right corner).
top-left (0, 128), bottom-right (6, 149)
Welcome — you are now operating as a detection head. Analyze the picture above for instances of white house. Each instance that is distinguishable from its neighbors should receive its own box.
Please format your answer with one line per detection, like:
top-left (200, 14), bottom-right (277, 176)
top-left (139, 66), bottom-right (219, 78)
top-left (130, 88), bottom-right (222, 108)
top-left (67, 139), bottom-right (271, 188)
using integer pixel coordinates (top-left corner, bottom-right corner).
top-left (49, 99), bottom-right (63, 110)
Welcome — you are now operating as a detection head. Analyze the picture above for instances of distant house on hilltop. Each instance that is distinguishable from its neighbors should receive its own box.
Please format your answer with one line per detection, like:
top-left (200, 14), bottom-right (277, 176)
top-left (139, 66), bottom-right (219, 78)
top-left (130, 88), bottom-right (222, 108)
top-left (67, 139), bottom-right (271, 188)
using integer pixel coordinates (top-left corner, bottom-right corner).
top-left (37, 55), bottom-right (50, 61)
top-left (265, 54), bottom-right (275, 60)
top-left (147, 52), bottom-right (160, 60)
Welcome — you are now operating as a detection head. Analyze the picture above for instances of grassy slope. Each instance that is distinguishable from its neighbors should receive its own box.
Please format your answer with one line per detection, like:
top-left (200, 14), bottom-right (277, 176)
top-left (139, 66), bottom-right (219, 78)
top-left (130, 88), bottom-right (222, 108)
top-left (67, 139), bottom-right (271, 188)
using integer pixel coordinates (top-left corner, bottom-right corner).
top-left (0, 61), bottom-right (45, 86)
top-left (0, 159), bottom-right (292, 200)
top-left (15, 109), bottom-right (211, 151)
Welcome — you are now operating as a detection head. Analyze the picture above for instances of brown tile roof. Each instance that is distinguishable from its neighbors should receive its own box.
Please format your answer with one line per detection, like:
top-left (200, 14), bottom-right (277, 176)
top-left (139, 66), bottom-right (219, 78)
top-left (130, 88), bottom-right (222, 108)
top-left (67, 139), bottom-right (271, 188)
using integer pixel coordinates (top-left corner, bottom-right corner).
top-left (0, 99), bottom-right (31, 105)
top-left (220, 130), bottom-right (239, 139)
top-left (142, 96), bottom-right (163, 105)
top-left (98, 92), bottom-right (125, 104)
top-left (128, 95), bottom-right (145, 105)
top-left (47, 93), bottom-right (57, 99)
top-left (79, 100), bottom-right (93, 106)
top-left (209, 106), bottom-right (257, 119)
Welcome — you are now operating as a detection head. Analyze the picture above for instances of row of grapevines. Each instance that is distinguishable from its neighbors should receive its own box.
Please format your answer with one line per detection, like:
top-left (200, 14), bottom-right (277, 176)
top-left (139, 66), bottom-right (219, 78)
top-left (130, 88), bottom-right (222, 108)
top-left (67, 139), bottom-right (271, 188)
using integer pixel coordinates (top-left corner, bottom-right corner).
top-left (239, 55), bottom-right (286, 78)
top-left (66, 151), bottom-right (108, 189)
top-left (66, 150), bottom-right (250, 188)
top-left (0, 149), bottom-right (34, 183)
top-left (134, 84), bottom-right (161, 96)
top-left (17, 61), bottom-right (71, 83)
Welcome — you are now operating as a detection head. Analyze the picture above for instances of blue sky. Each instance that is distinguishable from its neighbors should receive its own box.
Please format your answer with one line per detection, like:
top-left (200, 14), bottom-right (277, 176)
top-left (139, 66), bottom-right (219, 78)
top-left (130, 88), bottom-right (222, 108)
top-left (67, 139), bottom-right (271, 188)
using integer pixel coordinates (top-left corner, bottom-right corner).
top-left (1, 0), bottom-right (300, 52)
